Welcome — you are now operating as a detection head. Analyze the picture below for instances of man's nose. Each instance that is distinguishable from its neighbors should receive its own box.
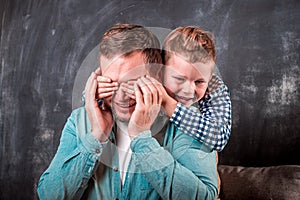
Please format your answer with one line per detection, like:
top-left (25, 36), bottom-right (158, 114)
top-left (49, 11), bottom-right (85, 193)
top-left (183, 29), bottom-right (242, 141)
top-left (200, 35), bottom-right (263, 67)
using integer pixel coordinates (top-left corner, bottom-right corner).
top-left (114, 83), bottom-right (128, 100)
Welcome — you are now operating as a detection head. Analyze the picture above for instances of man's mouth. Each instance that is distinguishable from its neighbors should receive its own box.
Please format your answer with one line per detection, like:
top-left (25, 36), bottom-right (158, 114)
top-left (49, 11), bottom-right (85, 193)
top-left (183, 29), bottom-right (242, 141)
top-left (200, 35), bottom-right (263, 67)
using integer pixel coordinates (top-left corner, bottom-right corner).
top-left (116, 102), bottom-right (136, 108)
top-left (114, 101), bottom-right (136, 108)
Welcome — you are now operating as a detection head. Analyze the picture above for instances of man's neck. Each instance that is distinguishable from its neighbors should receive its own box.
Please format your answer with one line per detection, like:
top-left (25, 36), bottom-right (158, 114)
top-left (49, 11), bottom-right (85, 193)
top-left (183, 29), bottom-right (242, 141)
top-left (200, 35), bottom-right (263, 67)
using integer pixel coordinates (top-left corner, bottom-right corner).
top-left (115, 120), bottom-right (131, 149)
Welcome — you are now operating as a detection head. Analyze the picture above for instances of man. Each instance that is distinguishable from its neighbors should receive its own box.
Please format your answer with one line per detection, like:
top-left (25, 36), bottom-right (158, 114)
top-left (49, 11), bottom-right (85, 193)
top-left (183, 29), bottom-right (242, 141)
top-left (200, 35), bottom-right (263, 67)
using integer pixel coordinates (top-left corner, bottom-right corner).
top-left (37, 23), bottom-right (218, 200)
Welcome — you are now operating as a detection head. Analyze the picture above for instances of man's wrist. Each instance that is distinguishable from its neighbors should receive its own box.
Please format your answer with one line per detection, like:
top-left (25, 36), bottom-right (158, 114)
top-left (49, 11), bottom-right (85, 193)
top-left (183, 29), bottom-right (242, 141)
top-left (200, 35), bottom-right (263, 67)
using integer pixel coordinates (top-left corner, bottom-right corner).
top-left (81, 131), bottom-right (106, 155)
top-left (91, 129), bottom-right (109, 142)
top-left (129, 129), bottom-right (151, 140)
top-left (132, 130), bottom-right (151, 139)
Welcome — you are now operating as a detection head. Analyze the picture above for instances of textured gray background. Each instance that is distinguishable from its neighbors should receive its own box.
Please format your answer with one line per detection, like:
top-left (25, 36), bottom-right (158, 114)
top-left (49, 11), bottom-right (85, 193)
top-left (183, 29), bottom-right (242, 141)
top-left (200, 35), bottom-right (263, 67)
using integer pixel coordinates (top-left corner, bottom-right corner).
top-left (1, 0), bottom-right (299, 199)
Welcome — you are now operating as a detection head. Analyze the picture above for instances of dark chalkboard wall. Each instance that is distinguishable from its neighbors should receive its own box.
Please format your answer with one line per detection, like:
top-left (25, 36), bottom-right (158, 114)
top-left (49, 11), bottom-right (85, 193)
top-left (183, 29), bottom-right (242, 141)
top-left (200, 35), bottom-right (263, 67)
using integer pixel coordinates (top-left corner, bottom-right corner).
top-left (1, 0), bottom-right (299, 199)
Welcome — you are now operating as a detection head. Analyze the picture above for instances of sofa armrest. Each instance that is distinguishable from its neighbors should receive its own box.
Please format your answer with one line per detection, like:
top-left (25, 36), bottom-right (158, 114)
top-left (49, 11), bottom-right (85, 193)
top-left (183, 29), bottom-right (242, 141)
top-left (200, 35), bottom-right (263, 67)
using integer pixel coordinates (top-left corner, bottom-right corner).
top-left (217, 165), bottom-right (300, 200)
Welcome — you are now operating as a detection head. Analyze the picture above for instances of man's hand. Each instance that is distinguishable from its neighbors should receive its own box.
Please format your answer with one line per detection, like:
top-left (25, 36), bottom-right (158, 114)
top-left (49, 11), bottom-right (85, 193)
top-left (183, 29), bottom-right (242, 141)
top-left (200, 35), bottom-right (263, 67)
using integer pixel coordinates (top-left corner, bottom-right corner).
top-left (85, 71), bottom-right (113, 142)
top-left (155, 82), bottom-right (178, 118)
top-left (122, 77), bottom-right (178, 118)
top-left (128, 76), bottom-right (163, 139)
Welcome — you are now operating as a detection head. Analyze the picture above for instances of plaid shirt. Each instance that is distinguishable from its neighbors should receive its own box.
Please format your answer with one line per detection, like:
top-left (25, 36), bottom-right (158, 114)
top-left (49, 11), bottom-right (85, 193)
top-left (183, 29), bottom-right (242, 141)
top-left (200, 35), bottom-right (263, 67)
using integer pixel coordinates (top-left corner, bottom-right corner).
top-left (170, 74), bottom-right (232, 152)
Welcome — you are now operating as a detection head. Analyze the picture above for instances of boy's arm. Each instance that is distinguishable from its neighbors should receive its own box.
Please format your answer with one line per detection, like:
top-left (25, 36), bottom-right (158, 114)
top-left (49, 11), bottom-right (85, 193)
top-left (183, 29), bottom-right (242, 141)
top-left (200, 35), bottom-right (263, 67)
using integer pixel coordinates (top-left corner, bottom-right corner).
top-left (37, 109), bottom-right (105, 200)
top-left (165, 75), bottom-right (231, 152)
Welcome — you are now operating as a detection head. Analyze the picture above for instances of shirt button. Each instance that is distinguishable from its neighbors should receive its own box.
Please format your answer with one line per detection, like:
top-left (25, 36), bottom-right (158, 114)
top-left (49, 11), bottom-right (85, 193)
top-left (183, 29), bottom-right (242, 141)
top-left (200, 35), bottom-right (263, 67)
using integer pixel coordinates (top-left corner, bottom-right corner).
top-left (80, 182), bottom-right (86, 188)
top-left (113, 166), bottom-right (118, 171)
top-left (95, 149), bottom-right (100, 154)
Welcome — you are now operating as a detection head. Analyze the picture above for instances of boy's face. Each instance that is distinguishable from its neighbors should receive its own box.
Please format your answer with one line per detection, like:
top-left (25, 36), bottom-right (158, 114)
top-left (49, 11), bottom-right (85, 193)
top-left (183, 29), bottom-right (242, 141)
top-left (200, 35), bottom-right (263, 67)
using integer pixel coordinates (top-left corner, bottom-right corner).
top-left (163, 54), bottom-right (214, 106)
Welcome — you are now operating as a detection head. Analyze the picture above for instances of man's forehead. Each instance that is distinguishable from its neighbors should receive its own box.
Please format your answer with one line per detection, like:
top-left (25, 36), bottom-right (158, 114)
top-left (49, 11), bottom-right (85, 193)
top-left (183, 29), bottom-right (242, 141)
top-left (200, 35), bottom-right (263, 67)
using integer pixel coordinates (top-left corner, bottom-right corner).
top-left (119, 66), bottom-right (148, 82)
top-left (101, 53), bottom-right (147, 82)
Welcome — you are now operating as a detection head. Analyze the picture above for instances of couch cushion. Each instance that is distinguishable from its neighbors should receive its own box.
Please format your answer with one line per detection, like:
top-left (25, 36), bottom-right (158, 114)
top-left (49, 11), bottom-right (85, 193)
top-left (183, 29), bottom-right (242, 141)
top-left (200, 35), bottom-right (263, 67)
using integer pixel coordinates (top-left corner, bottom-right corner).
top-left (217, 165), bottom-right (300, 200)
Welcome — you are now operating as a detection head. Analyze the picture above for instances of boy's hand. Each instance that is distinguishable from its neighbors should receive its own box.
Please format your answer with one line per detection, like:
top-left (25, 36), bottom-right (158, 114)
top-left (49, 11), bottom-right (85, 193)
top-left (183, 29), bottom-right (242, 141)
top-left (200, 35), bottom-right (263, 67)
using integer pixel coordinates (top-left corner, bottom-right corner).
top-left (128, 76), bottom-right (163, 139)
top-left (85, 72), bottom-right (113, 142)
top-left (120, 80), bottom-right (136, 100)
top-left (94, 68), bottom-right (119, 100)
top-left (122, 76), bottom-right (178, 118)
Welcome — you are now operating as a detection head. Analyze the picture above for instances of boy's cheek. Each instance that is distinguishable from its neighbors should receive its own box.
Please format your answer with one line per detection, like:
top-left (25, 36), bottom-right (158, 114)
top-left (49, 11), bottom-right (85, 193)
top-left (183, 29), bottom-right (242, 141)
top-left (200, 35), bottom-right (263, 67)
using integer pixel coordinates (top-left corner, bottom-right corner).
top-left (164, 85), bottom-right (178, 99)
top-left (196, 87), bottom-right (208, 100)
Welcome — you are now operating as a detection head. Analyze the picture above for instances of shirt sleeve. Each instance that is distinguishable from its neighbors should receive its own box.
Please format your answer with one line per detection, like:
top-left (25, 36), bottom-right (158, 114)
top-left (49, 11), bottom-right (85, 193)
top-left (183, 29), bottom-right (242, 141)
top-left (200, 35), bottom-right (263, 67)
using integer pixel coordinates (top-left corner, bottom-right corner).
top-left (170, 75), bottom-right (232, 152)
top-left (37, 110), bottom-right (106, 200)
top-left (130, 130), bottom-right (218, 200)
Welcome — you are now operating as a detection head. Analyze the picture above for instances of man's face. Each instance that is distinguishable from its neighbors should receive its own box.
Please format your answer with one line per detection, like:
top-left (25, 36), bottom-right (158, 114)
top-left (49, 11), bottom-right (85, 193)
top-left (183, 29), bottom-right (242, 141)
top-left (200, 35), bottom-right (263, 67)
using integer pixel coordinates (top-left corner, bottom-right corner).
top-left (101, 52), bottom-right (147, 122)
top-left (163, 54), bottom-right (214, 106)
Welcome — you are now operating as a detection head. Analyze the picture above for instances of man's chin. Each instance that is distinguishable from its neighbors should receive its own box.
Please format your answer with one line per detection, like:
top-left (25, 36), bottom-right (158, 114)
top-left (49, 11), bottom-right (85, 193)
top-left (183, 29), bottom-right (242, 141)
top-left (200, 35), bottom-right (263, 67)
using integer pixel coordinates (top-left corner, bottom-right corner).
top-left (115, 115), bottom-right (131, 123)
top-left (112, 103), bottom-right (135, 121)
top-left (112, 109), bottom-right (134, 123)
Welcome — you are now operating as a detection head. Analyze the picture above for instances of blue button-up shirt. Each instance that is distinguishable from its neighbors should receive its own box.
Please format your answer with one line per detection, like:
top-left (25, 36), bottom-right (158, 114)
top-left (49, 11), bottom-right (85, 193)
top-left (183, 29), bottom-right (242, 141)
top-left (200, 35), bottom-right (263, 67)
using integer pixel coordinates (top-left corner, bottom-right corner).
top-left (38, 107), bottom-right (218, 200)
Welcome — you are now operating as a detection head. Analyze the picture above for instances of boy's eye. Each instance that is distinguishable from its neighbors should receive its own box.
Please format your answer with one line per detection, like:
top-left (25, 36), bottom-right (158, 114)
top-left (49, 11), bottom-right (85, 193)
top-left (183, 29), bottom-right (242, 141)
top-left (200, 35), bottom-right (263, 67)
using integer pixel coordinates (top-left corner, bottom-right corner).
top-left (173, 76), bottom-right (185, 81)
top-left (195, 80), bottom-right (205, 85)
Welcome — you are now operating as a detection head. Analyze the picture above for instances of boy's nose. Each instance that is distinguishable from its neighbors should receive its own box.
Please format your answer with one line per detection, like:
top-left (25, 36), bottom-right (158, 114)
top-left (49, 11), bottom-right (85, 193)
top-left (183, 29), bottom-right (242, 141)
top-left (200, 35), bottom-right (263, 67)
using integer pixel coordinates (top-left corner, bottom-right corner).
top-left (182, 81), bottom-right (196, 95)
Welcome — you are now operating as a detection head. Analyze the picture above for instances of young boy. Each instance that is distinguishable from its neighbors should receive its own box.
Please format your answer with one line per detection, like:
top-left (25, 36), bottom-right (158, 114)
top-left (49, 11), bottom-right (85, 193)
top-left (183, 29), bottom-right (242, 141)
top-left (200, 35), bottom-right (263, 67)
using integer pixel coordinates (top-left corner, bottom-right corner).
top-left (160, 26), bottom-right (231, 152)
top-left (159, 26), bottom-right (230, 199)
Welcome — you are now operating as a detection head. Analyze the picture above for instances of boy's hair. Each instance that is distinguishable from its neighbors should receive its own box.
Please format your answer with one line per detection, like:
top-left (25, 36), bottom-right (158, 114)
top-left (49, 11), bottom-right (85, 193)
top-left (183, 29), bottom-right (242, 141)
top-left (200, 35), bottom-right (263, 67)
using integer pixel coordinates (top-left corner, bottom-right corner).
top-left (162, 26), bottom-right (216, 64)
top-left (100, 23), bottom-right (162, 64)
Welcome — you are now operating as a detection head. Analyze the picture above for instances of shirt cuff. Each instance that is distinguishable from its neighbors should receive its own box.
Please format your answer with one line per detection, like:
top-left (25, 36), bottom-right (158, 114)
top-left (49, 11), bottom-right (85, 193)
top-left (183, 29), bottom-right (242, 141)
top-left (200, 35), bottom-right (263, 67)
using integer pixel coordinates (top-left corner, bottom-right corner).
top-left (81, 132), bottom-right (107, 155)
top-left (130, 130), bottom-right (160, 154)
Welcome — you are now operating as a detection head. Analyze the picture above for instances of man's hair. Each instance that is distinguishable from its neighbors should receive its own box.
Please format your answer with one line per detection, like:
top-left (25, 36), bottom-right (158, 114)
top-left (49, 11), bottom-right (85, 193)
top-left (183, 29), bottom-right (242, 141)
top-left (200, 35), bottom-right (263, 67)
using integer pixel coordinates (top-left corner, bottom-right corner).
top-left (162, 26), bottom-right (216, 64)
top-left (100, 23), bottom-right (162, 64)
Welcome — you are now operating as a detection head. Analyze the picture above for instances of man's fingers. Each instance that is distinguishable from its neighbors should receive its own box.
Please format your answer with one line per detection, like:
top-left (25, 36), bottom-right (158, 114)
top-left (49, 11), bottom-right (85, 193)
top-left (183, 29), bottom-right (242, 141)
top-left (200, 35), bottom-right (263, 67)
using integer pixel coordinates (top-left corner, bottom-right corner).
top-left (85, 72), bottom-right (97, 103)
top-left (149, 76), bottom-right (163, 105)
top-left (85, 72), bottom-right (94, 92)
top-left (134, 83), bottom-right (143, 106)
top-left (122, 89), bottom-right (136, 99)
top-left (126, 80), bottom-right (136, 86)
top-left (121, 83), bottom-right (136, 99)
top-left (122, 82), bottom-right (135, 91)
top-left (141, 76), bottom-right (160, 105)
top-left (137, 78), bottom-right (152, 106)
